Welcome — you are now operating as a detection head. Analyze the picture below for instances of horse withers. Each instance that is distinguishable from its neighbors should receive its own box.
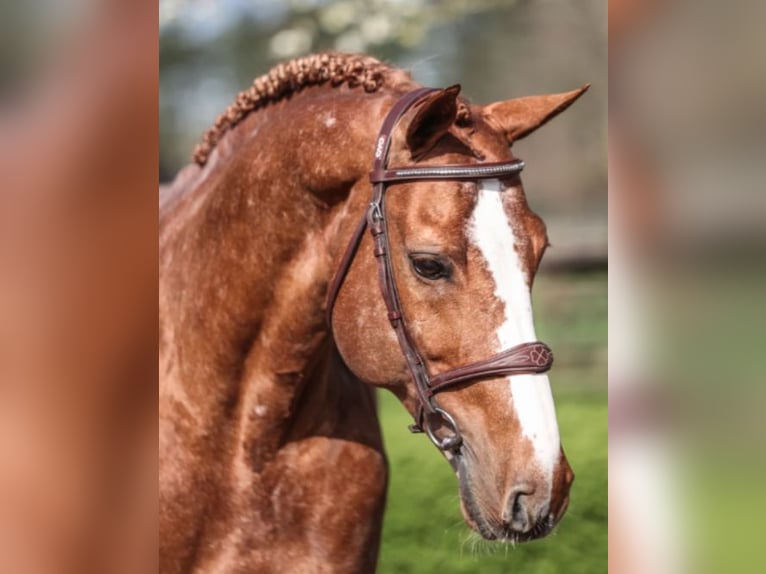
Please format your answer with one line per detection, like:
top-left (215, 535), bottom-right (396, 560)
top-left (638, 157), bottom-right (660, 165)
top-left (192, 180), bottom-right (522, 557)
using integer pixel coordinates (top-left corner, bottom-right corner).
top-left (160, 52), bottom-right (587, 573)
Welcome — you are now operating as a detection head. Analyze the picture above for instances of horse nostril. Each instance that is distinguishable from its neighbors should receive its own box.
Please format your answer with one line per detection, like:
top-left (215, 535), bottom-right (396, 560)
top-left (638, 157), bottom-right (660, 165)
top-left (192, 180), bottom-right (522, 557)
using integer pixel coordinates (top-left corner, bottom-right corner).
top-left (512, 492), bottom-right (524, 517)
top-left (504, 485), bottom-right (536, 532)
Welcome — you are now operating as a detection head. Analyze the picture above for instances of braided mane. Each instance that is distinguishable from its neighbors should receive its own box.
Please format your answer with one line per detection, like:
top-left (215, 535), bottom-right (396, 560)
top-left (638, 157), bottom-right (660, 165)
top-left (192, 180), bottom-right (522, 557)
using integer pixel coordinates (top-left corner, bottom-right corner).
top-left (193, 52), bottom-right (394, 166)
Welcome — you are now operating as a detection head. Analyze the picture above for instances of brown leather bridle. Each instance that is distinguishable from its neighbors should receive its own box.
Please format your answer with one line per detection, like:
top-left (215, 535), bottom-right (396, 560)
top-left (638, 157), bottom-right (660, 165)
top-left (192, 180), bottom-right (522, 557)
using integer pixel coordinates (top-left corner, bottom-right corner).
top-left (326, 87), bottom-right (554, 453)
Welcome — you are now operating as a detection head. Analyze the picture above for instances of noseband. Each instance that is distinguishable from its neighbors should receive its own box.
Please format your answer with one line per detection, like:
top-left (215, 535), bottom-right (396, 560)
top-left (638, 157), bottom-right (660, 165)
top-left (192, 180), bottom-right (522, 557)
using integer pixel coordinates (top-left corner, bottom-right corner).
top-left (326, 87), bottom-right (554, 453)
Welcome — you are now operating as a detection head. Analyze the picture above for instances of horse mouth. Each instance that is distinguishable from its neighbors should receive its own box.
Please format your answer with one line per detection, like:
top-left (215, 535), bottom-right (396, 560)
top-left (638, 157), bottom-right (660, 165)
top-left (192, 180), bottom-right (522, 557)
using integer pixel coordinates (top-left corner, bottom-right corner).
top-left (489, 516), bottom-right (558, 543)
top-left (460, 497), bottom-right (558, 543)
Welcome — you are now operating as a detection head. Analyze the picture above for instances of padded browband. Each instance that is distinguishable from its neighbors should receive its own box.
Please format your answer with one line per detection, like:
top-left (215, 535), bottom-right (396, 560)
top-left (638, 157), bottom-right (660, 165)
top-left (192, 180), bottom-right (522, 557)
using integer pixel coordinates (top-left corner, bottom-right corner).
top-left (370, 159), bottom-right (525, 184)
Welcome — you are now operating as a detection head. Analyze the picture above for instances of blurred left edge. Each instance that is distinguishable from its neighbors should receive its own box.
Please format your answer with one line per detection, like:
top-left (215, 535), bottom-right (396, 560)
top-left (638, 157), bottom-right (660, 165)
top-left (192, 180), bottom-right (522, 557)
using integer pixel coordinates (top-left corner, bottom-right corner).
top-left (0, 1), bottom-right (159, 574)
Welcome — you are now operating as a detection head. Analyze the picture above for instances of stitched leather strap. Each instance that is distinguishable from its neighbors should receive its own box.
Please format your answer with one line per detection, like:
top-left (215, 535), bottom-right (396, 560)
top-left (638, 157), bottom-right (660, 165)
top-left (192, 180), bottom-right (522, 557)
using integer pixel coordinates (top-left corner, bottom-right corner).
top-left (325, 213), bottom-right (369, 328)
top-left (326, 88), bottom-right (435, 328)
top-left (428, 342), bottom-right (553, 394)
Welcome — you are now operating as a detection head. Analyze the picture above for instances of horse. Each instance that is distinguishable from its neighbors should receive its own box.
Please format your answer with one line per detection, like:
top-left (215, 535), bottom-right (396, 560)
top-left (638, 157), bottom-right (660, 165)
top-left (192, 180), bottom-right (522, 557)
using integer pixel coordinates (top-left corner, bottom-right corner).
top-left (160, 52), bottom-right (588, 573)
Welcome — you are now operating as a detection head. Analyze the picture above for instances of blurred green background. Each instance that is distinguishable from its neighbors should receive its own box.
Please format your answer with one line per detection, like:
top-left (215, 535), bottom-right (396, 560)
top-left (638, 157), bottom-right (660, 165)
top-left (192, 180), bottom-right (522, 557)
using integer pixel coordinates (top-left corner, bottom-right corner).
top-left (160, 1), bottom-right (606, 571)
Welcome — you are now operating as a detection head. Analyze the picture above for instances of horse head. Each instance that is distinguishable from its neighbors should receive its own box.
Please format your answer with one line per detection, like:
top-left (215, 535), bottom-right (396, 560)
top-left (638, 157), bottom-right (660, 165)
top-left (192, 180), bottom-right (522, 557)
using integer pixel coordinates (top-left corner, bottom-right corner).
top-left (330, 83), bottom-right (588, 542)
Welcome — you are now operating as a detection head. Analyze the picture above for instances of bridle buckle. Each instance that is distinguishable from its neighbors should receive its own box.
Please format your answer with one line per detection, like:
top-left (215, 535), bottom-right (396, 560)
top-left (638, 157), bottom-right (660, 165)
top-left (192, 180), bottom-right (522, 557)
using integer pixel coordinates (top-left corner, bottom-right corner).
top-left (367, 201), bottom-right (383, 223)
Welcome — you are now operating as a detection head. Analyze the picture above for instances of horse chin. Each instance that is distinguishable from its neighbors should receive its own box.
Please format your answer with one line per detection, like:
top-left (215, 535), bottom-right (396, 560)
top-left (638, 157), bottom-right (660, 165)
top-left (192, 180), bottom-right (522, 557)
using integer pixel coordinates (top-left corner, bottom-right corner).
top-left (458, 495), bottom-right (499, 541)
top-left (455, 462), bottom-right (500, 541)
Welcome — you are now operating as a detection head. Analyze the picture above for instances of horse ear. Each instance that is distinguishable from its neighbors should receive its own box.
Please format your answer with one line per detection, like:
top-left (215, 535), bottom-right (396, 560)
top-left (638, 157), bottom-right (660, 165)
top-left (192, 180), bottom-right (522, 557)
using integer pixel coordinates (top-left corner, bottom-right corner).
top-left (482, 85), bottom-right (590, 144)
top-left (405, 84), bottom-right (461, 158)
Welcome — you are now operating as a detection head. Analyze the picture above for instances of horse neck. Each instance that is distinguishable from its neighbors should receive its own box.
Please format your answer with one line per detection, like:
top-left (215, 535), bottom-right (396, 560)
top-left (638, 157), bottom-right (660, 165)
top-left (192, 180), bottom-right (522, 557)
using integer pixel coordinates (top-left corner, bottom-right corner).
top-left (160, 87), bottom-right (397, 447)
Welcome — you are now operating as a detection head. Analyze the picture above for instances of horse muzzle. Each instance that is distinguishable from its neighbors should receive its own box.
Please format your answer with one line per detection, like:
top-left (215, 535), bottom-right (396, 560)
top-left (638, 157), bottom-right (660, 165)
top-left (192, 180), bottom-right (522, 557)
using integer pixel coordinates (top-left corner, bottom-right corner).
top-left (456, 449), bottom-right (574, 542)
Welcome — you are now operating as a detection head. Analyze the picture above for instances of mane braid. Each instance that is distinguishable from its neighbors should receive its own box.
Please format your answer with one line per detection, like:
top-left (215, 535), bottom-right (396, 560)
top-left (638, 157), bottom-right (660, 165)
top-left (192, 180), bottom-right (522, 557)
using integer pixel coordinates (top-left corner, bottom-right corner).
top-left (192, 52), bottom-right (392, 166)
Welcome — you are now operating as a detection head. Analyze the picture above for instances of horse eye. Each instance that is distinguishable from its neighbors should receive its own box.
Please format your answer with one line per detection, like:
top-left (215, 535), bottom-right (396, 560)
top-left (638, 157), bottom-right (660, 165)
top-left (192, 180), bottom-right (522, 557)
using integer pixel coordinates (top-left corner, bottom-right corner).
top-left (410, 255), bottom-right (451, 281)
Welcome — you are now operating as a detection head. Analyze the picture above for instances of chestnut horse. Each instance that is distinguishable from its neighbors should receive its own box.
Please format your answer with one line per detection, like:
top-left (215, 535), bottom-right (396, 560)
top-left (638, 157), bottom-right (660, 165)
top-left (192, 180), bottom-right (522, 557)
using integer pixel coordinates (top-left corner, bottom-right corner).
top-left (160, 53), bottom-right (587, 573)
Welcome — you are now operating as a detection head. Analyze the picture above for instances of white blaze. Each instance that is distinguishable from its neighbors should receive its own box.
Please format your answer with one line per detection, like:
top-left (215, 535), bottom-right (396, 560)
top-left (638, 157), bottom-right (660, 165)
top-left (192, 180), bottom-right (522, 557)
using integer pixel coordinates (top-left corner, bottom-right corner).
top-left (468, 179), bottom-right (560, 484)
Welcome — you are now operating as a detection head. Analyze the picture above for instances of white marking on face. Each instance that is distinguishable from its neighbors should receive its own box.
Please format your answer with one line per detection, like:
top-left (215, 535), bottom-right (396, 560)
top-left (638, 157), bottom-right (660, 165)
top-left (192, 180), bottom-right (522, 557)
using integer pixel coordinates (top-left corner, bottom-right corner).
top-left (323, 114), bottom-right (337, 128)
top-left (468, 179), bottom-right (560, 486)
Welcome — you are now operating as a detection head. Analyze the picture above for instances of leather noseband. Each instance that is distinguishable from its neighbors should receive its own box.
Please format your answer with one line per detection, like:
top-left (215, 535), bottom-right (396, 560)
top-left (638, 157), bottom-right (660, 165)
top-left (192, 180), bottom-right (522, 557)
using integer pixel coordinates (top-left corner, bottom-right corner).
top-left (326, 87), bottom-right (553, 453)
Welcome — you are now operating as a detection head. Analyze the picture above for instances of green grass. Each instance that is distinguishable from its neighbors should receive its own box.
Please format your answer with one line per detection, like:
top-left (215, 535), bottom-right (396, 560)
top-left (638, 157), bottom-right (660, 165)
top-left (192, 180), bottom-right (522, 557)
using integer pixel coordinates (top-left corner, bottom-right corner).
top-left (376, 272), bottom-right (607, 573)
